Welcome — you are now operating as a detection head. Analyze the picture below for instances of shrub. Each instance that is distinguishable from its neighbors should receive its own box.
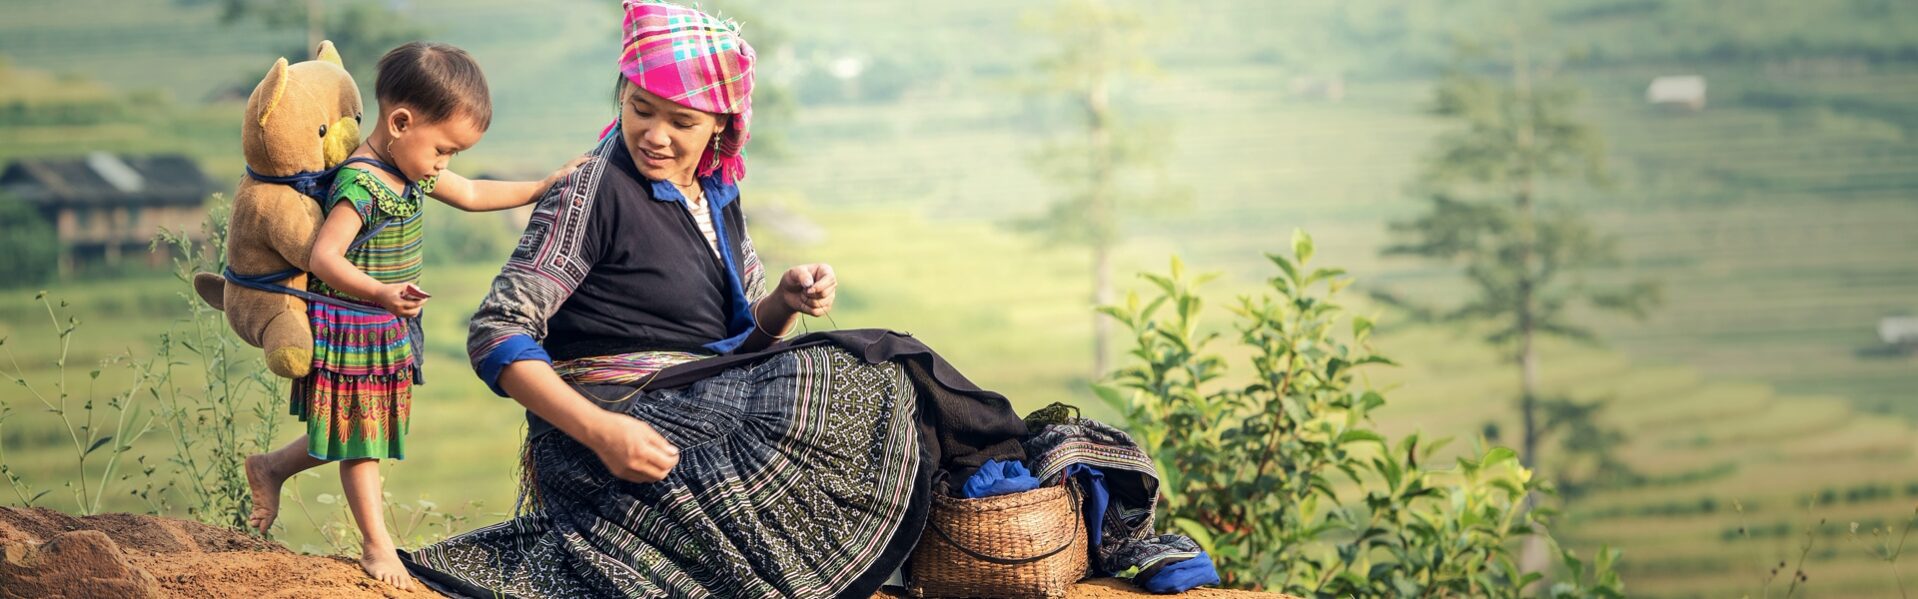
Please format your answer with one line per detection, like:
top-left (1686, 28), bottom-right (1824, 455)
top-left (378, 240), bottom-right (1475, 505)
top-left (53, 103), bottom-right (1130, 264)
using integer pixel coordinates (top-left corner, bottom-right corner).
top-left (0, 199), bottom-right (59, 287)
top-left (1098, 230), bottom-right (1622, 597)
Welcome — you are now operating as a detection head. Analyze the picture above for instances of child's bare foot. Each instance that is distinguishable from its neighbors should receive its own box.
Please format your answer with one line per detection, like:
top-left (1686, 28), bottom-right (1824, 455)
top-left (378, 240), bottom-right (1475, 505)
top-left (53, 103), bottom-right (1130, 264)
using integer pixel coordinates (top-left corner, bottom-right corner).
top-left (360, 540), bottom-right (414, 590)
top-left (244, 454), bottom-right (283, 533)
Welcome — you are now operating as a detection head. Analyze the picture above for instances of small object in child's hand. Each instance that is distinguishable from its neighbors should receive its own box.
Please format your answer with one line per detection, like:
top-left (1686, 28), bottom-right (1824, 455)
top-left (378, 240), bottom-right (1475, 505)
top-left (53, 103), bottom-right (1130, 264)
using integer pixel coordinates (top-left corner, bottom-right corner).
top-left (402, 283), bottom-right (432, 300)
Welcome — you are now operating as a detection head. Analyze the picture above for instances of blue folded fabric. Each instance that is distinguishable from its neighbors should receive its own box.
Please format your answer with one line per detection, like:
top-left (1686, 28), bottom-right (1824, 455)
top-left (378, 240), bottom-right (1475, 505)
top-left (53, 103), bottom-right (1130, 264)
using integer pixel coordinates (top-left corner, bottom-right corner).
top-left (959, 459), bottom-right (1040, 498)
top-left (1140, 551), bottom-right (1221, 594)
top-left (1064, 464), bottom-right (1110, 553)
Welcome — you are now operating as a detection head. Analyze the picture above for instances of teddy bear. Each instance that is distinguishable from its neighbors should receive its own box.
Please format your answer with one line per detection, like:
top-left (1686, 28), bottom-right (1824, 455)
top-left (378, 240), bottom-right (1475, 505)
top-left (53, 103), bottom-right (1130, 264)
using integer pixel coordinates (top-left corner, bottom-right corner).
top-left (193, 41), bottom-right (362, 379)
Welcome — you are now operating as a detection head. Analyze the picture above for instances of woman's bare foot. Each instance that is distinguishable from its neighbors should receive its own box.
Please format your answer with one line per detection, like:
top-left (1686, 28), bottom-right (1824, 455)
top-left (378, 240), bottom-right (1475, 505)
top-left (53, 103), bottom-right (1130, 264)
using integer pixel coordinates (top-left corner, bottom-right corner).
top-left (244, 454), bottom-right (283, 533)
top-left (360, 539), bottom-right (414, 590)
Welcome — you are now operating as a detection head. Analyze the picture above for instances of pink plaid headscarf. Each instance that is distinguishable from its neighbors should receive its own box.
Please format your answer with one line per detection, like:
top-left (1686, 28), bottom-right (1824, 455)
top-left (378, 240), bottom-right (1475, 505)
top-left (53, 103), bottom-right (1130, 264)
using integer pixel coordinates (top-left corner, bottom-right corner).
top-left (610, 0), bottom-right (755, 184)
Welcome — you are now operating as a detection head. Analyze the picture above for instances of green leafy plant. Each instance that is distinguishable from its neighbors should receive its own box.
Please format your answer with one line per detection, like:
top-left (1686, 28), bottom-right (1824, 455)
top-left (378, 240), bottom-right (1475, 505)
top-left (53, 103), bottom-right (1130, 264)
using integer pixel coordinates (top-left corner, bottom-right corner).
top-left (0, 292), bottom-right (163, 515)
top-left (150, 196), bottom-right (285, 528)
top-left (1849, 504), bottom-right (1916, 598)
top-left (1098, 230), bottom-right (1622, 597)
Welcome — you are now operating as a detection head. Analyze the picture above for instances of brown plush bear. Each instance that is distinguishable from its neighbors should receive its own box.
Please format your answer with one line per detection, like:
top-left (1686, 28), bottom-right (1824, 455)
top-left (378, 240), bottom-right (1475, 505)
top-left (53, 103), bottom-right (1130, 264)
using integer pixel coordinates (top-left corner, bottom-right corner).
top-left (193, 41), bottom-right (363, 379)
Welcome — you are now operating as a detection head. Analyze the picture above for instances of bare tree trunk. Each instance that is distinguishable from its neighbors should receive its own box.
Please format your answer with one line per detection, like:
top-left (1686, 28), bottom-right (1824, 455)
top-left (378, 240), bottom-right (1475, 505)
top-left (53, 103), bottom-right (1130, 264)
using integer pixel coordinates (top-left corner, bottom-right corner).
top-left (1518, 264), bottom-right (1539, 475)
top-left (1086, 72), bottom-right (1114, 378)
top-left (1509, 17), bottom-right (1554, 586)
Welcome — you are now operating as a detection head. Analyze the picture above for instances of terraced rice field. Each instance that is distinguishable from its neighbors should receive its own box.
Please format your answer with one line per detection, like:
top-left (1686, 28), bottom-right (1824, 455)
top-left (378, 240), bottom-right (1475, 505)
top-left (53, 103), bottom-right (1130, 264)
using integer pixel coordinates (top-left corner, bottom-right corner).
top-left (2, 0), bottom-right (1915, 595)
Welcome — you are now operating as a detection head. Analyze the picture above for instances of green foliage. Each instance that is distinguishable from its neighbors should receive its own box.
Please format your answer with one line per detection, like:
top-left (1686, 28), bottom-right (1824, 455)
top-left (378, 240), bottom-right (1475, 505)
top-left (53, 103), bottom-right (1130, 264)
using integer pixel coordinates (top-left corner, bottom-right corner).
top-left (0, 199), bottom-right (60, 288)
top-left (1385, 64), bottom-right (1654, 342)
top-left (1379, 46), bottom-right (1656, 486)
top-left (0, 292), bottom-right (164, 515)
top-left (1099, 231), bottom-right (1622, 597)
top-left (149, 197), bottom-right (285, 527)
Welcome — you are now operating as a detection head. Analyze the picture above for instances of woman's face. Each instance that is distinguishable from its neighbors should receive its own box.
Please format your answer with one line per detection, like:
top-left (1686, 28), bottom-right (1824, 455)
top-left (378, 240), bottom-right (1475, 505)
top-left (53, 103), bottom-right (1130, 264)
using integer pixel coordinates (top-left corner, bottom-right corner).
top-left (619, 83), bottom-right (725, 185)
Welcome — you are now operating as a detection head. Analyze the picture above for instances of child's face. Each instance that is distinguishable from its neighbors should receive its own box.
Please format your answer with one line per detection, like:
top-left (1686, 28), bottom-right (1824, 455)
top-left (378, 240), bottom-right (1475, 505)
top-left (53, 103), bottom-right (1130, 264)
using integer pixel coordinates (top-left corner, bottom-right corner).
top-left (382, 107), bottom-right (483, 184)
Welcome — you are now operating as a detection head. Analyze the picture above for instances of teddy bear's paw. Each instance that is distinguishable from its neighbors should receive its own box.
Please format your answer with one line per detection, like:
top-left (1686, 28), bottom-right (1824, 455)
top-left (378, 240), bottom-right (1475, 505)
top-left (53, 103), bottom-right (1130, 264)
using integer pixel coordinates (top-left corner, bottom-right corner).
top-left (267, 348), bottom-right (313, 379)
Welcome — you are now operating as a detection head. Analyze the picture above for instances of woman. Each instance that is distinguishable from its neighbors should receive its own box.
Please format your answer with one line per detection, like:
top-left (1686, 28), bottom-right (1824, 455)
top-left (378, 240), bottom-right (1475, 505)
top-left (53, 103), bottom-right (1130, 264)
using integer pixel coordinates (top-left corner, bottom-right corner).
top-left (402, 2), bottom-right (1028, 597)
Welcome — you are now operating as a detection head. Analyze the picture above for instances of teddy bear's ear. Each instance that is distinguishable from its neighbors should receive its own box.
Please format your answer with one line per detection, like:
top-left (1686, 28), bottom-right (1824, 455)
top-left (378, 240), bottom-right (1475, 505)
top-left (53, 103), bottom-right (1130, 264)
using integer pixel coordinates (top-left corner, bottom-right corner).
top-left (256, 57), bottom-right (290, 128)
top-left (314, 40), bottom-right (343, 68)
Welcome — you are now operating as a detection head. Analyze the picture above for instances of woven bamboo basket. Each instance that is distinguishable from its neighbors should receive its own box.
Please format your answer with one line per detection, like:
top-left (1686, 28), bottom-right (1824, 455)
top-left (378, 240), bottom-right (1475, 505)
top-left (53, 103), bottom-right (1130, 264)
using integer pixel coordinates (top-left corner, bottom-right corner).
top-left (906, 481), bottom-right (1088, 599)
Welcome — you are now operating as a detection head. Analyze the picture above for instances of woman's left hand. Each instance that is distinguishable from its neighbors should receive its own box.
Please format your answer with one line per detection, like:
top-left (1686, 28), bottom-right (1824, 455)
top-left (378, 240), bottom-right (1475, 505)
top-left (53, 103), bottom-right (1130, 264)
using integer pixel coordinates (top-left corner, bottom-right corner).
top-left (777, 263), bottom-right (836, 317)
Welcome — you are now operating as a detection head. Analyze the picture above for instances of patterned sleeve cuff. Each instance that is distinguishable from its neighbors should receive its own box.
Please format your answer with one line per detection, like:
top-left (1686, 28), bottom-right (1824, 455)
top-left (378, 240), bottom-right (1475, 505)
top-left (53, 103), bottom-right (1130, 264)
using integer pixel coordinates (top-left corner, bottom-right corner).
top-left (477, 334), bottom-right (551, 397)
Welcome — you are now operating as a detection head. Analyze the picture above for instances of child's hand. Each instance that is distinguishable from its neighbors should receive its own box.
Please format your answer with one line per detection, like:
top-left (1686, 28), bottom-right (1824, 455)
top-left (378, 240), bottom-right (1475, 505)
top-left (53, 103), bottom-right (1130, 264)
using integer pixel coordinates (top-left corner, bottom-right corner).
top-left (535, 155), bottom-right (592, 201)
top-left (374, 283), bottom-right (429, 318)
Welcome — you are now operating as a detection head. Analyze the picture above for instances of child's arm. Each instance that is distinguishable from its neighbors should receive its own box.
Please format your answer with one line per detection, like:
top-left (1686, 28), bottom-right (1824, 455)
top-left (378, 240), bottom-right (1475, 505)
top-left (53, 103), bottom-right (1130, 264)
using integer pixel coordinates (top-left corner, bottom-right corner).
top-left (428, 156), bottom-right (589, 212)
top-left (310, 204), bottom-right (426, 317)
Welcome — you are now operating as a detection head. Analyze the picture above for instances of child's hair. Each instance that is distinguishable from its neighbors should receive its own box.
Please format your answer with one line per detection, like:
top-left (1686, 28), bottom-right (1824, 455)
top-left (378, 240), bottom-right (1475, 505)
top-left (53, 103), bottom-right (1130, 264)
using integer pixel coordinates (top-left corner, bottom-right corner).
top-left (375, 41), bottom-right (492, 131)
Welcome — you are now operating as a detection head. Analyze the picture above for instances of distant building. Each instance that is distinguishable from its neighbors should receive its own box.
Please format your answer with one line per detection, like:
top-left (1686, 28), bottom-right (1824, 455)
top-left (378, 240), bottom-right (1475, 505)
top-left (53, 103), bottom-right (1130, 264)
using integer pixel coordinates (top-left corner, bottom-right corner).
top-left (1646, 75), bottom-right (1707, 110)
top-left (0, 152), bottom-right (212, 274)
top-left (1882, 317), bottom-right (1918, 351)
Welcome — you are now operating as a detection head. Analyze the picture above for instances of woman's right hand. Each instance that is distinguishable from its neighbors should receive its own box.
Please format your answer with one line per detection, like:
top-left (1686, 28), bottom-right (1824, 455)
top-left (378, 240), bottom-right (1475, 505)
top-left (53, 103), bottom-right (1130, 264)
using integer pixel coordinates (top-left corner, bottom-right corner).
top-left (585, 412), bottom-right (681, 483)
top-left (373, 283), bottom-right (427, 318)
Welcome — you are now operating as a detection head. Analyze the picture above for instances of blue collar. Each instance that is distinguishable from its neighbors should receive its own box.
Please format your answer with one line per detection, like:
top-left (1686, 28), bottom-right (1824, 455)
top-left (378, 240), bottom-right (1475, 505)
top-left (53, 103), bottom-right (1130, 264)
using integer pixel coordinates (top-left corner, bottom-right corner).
top-left (646, 174), bottom-right (739, 209)
top-left (602, 120), bottom-right (741, 209)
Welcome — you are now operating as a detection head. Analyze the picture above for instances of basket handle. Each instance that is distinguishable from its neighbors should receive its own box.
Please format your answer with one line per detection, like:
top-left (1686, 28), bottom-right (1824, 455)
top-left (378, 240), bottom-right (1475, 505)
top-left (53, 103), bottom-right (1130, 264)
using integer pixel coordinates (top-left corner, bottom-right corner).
top-left (925, 484), bottom-right (1085, 566)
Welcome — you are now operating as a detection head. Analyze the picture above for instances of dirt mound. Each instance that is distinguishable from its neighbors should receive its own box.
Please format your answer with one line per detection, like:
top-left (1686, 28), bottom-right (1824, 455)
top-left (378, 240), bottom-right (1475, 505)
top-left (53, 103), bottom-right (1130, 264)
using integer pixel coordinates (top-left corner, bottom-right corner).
top-left (0, 507), bottom-right (438, 599)
top-left (0, 507), bottom-right (1289, 598)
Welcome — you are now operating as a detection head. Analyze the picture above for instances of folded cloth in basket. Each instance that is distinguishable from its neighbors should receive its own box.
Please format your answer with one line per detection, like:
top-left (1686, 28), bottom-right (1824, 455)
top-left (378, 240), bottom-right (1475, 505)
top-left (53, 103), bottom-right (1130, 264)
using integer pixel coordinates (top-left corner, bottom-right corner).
top-left (961, 459), bottom-right (1041, 498)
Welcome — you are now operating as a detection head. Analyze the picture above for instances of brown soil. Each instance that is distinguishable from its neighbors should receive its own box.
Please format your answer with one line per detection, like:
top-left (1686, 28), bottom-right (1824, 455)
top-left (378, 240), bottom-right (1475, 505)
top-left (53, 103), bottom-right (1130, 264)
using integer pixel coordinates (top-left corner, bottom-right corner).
top-left (0, 507), bottom-right (439, 599)
top-left (0, 507), bottom-right (1292, 598)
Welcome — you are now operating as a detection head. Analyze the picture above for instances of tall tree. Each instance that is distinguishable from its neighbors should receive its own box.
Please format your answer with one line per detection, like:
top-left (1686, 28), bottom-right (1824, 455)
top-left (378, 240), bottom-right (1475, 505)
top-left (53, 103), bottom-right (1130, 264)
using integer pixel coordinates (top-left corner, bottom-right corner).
top-left (1019, 0), bottom-right (1182, 377)
top-left (1379, 30), bottom-right (1657, 496)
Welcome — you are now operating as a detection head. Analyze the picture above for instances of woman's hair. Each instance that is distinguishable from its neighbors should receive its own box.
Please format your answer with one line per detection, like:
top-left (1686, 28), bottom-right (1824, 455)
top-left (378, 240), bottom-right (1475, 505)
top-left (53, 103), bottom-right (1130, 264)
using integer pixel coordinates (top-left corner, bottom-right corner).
top-left (376, 42), bottom-right (493, 131)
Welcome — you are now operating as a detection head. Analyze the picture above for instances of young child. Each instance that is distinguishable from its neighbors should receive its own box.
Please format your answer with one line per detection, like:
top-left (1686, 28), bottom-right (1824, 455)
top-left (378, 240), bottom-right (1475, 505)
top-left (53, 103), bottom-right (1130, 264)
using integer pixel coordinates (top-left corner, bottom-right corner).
top-left (241, 41), bottom-right (581, 589)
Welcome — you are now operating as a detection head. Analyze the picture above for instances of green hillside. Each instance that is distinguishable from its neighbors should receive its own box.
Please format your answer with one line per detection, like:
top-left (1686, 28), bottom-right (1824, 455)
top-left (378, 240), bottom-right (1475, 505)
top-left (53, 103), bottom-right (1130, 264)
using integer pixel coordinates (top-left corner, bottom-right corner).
top-left (1, 0), bottom-right (1915, 596)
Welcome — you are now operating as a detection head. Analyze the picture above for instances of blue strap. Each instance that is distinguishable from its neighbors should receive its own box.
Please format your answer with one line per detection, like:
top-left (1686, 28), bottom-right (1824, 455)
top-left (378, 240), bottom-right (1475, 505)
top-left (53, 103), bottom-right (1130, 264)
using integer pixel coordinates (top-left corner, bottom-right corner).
top-left (236, 156), bottom-right (425, 382)
top-left (245, 156), bottom-right (417, 203)
top-left (222, 266), bottom-right (425, 384)
top-left (222, 266), bottom-right (382, 313)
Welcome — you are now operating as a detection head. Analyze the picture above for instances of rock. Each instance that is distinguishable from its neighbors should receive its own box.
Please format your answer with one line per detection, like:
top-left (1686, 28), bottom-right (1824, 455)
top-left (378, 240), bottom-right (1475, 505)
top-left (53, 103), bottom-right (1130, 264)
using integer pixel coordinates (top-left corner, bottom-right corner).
top-left (1, 530), bottom-right (159, 599)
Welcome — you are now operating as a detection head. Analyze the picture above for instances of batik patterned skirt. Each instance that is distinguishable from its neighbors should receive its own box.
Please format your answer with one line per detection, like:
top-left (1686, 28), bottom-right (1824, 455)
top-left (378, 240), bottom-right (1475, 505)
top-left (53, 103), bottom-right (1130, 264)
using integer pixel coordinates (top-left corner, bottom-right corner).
top-left (289, 298), bottom-right (417, 461)
top-left (404, 345), bottom-right (926, 598)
